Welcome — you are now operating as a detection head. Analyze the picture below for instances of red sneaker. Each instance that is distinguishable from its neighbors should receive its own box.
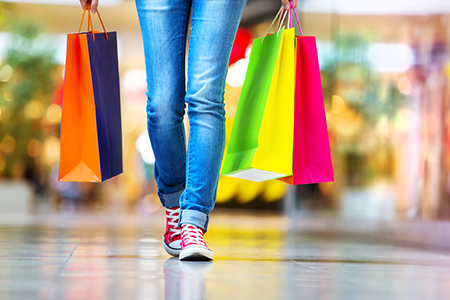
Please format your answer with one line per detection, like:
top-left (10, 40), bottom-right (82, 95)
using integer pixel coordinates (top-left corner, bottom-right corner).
top-left (163, 206), bottom-right (181, 257)
top-left (179, 224), bottom-right (214, 261)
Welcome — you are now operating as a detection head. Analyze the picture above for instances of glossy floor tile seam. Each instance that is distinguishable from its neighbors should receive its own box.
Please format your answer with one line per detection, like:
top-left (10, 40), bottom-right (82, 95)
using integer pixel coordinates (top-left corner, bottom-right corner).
top-left (215, 257), bottom-right (450, 266)
top-left (43, 242), bottom-right (79, 300)
top-left (299, 231), bottom-right (450, 258)
top-left (289, 259), bottom-right (363, 286)
top-left (56, 254), bottom-right (450, 267)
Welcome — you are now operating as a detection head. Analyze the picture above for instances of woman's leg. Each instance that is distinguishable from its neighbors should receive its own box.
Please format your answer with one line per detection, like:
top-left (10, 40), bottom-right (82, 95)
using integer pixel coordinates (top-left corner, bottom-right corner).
top-left (179, 0), bottom-right (247, 232)
top-left (135, 0), bottom-right (192, 208)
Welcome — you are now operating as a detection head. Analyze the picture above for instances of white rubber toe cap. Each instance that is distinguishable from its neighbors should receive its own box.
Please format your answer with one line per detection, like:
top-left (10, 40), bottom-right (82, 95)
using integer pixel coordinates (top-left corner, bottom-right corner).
top-left (164, 239), bottom-right (181, 257)
top-left (179, 245), bottom-right (214, 261)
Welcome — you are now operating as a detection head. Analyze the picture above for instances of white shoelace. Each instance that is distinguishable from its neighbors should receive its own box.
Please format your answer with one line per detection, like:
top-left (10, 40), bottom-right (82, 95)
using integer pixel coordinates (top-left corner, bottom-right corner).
top-left (165, 207), bottom-right (181, 236)
top-left (181, 225), bottom-right (207, 247)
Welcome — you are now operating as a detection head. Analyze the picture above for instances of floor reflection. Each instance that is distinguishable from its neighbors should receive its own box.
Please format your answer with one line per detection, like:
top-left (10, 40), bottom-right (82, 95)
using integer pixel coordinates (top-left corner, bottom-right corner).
top-left (163, 258), bottom-right (213, 300)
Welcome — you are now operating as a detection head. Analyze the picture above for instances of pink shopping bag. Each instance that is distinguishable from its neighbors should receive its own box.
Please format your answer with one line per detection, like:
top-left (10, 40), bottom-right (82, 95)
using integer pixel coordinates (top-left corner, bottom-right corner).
top-left (279, 4), bottom-right (334, 185)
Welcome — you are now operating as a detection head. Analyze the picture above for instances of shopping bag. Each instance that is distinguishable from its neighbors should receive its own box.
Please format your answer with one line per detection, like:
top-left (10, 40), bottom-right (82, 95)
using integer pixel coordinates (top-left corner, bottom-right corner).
top-left (221, 8), bottom-right (295, 182)
top-left (278, 4), bottom-right (334, 185)
top-left (58, 5), bottom-right (122, 182)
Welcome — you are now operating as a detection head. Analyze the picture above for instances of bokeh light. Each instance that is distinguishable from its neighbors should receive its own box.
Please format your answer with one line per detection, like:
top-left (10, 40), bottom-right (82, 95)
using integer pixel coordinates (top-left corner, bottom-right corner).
top-left (0, 64), bottom-right (14, 82)
top-left (226, 58), bottom-right (249, 88)
top-left (262, 180), bottom-right (286, 202)
top-left (4, 91), bottom-right (14, 102)
top-left (0, 107), bottom-right (10, 123)
top-left (236, 181), bottom-right (264, 204)
top-left (216, 176), bottom-right (240, 203)
top-left (42, 136), bottom-right (60, 166)
top-left (24, 100), bottom-right (45, 119)
top-left (331, 95), bottom-right (346, 115)
top-left (46, 103), bottom-right (62, 123)
top-left (135, 131), bottom-right (155, 165)
top-left (377, 115), bottom-right (390, 137)
top-left (1, 135), bottom-right (16, 156)
top-left (368, 43), bottom-right (414, 72)
top-left (27, 139), bottom-right (42, 157)
top-left (397, 76), bottom-right (412, 95)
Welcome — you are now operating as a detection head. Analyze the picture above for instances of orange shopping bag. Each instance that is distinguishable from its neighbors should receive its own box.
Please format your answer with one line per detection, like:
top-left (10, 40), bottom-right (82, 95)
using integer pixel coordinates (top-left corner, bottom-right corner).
top-left (58, 5), bottom-right (122, 182)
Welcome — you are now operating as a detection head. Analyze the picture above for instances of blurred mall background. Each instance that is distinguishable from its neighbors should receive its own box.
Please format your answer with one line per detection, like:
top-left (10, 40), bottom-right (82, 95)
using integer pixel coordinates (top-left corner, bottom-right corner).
top-left (0, 0), bottom-right (450, 243)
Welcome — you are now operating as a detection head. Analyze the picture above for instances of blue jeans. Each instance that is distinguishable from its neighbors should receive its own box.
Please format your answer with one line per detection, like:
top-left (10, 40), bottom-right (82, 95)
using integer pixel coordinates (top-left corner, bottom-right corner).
top-left (135, 0), bottom-right (247, 232)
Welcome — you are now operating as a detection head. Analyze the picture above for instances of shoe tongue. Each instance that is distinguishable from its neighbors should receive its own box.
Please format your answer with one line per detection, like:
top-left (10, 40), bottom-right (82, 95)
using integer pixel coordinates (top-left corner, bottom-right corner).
top-left (184, 224), bottom-right (204, 233)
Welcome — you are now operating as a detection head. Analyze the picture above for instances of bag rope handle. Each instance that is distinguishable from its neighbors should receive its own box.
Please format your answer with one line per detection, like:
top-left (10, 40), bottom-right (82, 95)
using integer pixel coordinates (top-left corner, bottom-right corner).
top-left (289, 1), bottom-right (304, 36)
top-left (78, 3), bottom-right (109, 41)
top-left (88, 8), bottom-right (94, 34)
top-left (262, 6), bottom-right (287, 43)
top-left (277, 9), bottom-right (287, 33)
top-left (289, 7), bottom-right (292, 29)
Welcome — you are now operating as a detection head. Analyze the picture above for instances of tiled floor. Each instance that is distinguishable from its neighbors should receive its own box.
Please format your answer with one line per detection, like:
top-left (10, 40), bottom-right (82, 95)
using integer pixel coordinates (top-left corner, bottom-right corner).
top-left (0, 211), bottom-right (450, 300)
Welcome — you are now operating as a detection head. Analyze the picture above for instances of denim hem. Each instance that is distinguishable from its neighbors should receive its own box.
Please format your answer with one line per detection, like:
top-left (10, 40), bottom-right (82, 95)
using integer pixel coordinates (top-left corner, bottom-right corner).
top-left (179, 209), bottom-right (209, 233)
top-left (158, 188), bottom-right (184, 208)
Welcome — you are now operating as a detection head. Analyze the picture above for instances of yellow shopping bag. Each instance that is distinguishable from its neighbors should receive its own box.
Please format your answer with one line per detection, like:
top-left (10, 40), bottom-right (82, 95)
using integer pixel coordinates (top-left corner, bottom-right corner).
top-left (251, 27), bottom-right (295, 175)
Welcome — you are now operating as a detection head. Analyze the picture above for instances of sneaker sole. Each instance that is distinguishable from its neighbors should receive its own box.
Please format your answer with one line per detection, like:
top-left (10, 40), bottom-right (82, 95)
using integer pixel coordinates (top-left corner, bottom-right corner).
top-left (163, 240), bottom-right (181, 257)
top-left (179, 246), bottom-right (214, 261)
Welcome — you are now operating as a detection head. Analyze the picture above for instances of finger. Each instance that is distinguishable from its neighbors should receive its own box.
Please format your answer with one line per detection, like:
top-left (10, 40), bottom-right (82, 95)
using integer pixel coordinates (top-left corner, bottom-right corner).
top-left (80, 0), bottom-right (87, 9)
top-left (90, 0), bottom-right (98, 13)
top-left (281, 0), bottom-right (290, 10)
top-left (287, 0), bottom-right (298, 8)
